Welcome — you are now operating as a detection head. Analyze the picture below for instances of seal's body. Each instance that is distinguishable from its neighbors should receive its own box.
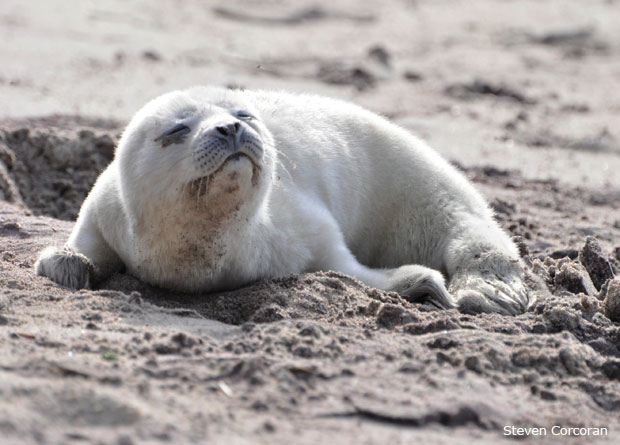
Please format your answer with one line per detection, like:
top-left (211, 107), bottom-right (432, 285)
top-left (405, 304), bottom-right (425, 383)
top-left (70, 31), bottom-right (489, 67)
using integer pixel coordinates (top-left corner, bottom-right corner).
top-left (36, 87), bottom-right (532, 314)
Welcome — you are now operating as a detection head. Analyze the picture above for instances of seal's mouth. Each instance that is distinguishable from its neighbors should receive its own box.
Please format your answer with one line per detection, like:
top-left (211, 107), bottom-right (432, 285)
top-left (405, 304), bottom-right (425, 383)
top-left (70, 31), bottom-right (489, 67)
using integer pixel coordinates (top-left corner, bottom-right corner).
top-left (213, 151), bottom-right (262, 177)
top-left (188, 152), bottom-right (261, 197)
top-left (226, 152), bottom-right (251, 163)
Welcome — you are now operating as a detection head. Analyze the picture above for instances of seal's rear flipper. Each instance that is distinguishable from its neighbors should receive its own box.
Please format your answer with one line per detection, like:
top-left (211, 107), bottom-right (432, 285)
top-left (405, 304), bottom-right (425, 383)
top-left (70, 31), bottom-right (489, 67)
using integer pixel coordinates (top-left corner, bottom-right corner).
top-left (448, 251), bottom-right (535, 315)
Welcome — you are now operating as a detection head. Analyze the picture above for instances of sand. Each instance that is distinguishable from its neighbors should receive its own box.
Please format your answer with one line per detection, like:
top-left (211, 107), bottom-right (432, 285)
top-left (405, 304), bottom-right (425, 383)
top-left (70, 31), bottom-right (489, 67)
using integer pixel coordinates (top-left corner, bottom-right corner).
top-left (1, 0), bottom-right (619, 443)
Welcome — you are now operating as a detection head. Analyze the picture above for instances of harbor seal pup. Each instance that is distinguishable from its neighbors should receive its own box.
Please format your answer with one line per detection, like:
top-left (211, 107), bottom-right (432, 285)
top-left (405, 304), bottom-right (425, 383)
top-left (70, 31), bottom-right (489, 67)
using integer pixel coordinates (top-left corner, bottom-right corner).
top-left (36, 87), bottom-right (533, 314)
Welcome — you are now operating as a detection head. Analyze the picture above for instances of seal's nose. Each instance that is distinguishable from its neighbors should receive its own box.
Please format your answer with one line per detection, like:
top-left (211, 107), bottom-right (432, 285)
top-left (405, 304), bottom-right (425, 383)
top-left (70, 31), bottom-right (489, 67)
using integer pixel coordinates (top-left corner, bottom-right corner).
top-left (216, 122), bottom-right (241, 137)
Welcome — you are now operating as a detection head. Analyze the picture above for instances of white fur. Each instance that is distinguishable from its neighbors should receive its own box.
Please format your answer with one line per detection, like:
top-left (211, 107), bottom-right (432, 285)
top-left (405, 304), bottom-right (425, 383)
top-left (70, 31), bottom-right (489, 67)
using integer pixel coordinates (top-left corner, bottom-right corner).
top-left (36, 87), bottom-right (533, 314)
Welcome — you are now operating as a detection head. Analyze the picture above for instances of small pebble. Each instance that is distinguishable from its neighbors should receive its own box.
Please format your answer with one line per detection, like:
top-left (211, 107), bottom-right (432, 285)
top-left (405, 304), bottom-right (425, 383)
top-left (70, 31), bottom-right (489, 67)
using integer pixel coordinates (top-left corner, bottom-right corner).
top-left (579, 237), bottom-right (614, 290)
top-left (600, 279), bottom-right (620, 322)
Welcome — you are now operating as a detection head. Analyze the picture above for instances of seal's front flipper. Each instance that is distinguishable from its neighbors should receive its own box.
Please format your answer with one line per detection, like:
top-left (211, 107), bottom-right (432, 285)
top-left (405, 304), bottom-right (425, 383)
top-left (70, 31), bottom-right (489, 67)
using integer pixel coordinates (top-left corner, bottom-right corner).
top-left (35, 246), bottom-right (94, 290)
top-left (311, 216), bottom-right (456, 309)
top-left (386, 265), bottom-right (456, 309)
top-left (36, 204), bottom-right (123, 290)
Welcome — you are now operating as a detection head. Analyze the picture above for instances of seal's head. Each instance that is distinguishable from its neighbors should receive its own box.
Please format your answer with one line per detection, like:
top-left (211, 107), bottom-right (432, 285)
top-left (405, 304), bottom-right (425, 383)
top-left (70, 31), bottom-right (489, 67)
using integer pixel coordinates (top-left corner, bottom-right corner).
top-left (116, 87), bottom-right (276, 227)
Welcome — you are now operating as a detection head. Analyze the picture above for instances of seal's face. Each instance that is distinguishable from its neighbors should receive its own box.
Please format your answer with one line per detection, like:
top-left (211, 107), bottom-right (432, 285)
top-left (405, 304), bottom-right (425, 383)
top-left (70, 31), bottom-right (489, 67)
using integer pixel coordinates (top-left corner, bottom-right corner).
top-left (182, 104), bottom-right (264, 200)
top-left (117, 88), bottom-right (276, 226)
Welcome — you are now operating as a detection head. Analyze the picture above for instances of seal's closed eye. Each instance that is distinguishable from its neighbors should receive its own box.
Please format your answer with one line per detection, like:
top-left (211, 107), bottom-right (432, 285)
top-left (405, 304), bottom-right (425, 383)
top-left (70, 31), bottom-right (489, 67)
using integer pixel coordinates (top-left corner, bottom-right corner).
top-left (155, 123), bottom-right (191, 147)
top-left (236, 111), bottom-right (255, 120)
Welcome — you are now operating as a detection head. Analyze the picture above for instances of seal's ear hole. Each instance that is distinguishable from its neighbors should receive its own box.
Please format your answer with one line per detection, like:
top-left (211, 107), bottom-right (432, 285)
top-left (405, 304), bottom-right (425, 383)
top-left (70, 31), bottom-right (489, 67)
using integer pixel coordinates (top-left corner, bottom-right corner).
top-left (142, 116), bottom-right (161, 133)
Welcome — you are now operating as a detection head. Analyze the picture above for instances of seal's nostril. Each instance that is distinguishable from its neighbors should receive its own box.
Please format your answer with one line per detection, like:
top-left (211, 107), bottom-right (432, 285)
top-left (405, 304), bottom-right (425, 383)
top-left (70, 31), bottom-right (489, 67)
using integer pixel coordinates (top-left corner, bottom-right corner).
top-left (216, 123), bottom-right (239, 137)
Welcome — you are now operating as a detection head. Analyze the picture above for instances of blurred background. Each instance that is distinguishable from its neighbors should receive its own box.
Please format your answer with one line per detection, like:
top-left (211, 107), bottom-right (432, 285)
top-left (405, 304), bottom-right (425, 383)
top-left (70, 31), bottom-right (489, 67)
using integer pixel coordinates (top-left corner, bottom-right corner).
top-left (1, 0), bottom-right (619, 186)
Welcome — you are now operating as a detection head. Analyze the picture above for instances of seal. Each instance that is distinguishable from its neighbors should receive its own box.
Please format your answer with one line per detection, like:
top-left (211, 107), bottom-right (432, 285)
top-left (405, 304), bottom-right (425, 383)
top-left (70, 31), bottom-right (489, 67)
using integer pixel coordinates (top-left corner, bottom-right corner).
top-left (36, 86), bottom-right (533, 314)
